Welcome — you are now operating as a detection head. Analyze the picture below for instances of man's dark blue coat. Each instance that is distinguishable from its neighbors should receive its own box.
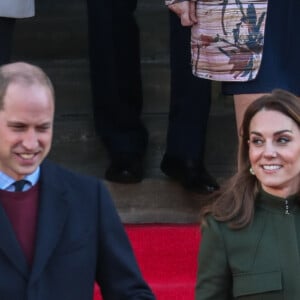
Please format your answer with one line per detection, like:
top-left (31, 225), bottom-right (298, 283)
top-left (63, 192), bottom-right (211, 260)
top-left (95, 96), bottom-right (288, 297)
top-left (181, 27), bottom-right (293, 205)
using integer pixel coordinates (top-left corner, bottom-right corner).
top-left (0, 159), bottom-right (154, 300)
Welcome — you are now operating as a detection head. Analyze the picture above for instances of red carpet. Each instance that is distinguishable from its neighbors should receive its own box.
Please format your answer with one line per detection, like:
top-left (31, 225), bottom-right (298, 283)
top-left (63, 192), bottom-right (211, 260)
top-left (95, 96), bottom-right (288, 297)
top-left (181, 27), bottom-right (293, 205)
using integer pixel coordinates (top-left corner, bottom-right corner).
top-left (94, 224), bottom-right (201, 300)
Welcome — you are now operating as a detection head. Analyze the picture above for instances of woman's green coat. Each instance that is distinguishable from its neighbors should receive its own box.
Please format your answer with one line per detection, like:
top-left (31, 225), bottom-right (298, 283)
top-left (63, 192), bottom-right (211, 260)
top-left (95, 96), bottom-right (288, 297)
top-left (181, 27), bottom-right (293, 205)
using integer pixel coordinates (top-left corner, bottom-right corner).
top-left (196, 190), bottom-right (300, 299)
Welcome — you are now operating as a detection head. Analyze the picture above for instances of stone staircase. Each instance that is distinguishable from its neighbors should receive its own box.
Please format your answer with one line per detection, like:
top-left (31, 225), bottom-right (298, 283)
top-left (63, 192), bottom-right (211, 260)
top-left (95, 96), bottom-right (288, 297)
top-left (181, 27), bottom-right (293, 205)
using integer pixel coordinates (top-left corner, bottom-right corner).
top-left (12, 0), bottom-right (238, 223)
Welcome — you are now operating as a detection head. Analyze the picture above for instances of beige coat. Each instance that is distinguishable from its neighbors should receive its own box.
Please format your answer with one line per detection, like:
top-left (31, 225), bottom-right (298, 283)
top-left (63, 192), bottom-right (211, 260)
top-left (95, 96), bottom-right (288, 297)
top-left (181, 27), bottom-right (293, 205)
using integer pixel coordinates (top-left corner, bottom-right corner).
top-left (0, 0), bottom-right (34, 18)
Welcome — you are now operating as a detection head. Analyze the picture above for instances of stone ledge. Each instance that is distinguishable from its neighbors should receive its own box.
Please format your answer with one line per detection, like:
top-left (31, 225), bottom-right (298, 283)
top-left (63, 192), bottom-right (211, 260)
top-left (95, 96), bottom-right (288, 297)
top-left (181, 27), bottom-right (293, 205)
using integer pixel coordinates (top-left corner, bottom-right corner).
top-left (105, 178), bottom-right (208, 224)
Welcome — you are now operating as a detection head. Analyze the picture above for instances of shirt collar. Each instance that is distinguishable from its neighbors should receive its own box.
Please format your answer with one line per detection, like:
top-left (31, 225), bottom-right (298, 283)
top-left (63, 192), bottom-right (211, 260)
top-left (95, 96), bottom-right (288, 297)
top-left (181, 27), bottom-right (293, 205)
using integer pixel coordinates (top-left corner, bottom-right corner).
top-left (0, 167), bottom-right (40, 191)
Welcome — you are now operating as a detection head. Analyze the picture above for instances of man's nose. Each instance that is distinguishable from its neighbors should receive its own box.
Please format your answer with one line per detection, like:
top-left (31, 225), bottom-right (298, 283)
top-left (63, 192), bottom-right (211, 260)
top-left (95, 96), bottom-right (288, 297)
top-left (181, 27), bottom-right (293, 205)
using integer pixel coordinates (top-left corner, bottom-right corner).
top-left (22, 130), bottom-right (38, 149)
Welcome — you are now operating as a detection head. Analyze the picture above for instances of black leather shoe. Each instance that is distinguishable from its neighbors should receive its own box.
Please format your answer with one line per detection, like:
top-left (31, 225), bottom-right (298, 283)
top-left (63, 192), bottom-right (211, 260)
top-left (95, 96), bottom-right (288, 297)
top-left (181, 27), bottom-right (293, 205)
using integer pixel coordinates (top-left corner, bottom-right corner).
top-left (160, 154), bottom-right (219, 193)
top-left (105, 153), bottom-right (144, 183)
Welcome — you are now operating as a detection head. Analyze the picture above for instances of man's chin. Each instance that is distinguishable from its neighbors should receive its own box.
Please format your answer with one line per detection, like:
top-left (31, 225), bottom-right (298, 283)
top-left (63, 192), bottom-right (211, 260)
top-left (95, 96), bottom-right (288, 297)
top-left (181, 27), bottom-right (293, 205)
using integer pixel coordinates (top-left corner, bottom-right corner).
top-left (13, 165), bottom-right (39, 178)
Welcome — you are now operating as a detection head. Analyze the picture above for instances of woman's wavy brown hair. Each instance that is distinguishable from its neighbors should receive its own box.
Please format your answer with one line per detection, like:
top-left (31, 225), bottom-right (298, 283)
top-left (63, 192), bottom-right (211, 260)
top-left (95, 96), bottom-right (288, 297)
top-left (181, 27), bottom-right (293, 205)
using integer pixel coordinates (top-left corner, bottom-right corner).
top-left (201, 89), bottom-right (300, 229)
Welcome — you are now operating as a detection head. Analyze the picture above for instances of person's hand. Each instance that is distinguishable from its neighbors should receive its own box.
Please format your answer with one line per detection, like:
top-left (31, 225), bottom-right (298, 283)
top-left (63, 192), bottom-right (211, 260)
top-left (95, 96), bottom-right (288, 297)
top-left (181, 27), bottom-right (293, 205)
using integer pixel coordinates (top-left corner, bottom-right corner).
top-left (189, 1), bottom-right (197, 24)
top-left (168, 1), bottom-right (197, 26)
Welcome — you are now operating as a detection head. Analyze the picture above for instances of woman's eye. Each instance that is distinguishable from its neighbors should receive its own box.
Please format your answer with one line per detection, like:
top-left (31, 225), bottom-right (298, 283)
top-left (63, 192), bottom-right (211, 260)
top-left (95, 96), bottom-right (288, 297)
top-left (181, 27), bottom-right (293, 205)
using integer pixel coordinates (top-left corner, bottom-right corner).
top-left (277, 137), bottom-right (290, 144)
top-left (250, 138), bottom-right (263, 145)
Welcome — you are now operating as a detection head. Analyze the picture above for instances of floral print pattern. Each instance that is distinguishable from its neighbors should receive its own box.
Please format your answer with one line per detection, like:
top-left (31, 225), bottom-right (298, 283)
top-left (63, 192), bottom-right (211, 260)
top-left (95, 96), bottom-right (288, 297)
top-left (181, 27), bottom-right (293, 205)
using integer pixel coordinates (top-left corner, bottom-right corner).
top-left (191, 0), bottom-right (268, 81)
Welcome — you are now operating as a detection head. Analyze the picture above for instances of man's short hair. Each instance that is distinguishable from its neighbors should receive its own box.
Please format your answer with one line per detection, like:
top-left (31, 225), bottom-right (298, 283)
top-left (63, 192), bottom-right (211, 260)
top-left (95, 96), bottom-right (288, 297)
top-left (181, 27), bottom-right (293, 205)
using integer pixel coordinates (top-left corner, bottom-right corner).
top-left (0, 62), bottom-right (55, 110)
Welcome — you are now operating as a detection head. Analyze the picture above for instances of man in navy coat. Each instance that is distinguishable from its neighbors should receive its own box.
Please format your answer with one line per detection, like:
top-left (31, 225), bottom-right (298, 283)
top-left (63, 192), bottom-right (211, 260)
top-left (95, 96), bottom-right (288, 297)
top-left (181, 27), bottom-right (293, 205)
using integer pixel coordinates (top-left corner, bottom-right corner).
top-left (0, 61), bottom-right (155, 300)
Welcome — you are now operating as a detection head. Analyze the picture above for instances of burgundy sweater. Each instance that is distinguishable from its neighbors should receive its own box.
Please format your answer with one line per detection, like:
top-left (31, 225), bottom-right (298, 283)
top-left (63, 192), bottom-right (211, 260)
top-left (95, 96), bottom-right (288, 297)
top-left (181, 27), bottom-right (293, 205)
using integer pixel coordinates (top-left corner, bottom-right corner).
top-left (0, 183), bottom-right (39, 265)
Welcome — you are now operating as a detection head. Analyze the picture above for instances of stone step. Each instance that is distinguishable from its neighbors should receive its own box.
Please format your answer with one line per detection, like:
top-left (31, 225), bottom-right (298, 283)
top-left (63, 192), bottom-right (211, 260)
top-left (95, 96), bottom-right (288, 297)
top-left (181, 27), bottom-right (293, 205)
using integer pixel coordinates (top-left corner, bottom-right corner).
top-left (51, 111), bottom-right (237, 178)
top-left (50, 111), bottom-right (237, 223)
top-left (10, 0), bottom-right (238, 224)
top-left (13, 0), bottom-right (169, 60)
top-left (10, 57), bottom-right (233, 117)
top-left (12, 2), bottom-right (88, 59)
top-left (20, 59), bottom-right (171, 116)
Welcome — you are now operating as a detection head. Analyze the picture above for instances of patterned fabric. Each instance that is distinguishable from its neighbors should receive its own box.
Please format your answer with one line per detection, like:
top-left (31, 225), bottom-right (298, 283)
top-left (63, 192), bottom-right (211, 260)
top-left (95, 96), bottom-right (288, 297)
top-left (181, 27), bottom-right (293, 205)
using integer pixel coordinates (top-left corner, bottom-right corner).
top-left (165, 0), bottom-right (190, 6)
top-left (191, 0), bottom-right (268, 81)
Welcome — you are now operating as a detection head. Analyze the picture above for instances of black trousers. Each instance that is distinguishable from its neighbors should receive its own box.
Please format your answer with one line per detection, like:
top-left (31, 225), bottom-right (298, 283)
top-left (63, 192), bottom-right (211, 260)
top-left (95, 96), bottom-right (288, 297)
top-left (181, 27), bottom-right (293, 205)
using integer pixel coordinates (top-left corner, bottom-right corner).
top-left (86, 1), bottom-right (212, 161)
top-left (167, 12), bottom-right (211, 161)
top-left (0, 17), bottom-right (16, 65)
top-left (86, 0), bottom-right (147, 156)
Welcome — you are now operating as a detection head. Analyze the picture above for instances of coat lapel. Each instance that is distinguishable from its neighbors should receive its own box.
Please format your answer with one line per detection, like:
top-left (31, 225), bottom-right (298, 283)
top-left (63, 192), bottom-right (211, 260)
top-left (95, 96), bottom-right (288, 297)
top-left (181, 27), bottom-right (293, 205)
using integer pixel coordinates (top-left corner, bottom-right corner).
top-left (29, 161), bottom-right (69, 284)
top-left (0, 204), bottom-right (28, 277)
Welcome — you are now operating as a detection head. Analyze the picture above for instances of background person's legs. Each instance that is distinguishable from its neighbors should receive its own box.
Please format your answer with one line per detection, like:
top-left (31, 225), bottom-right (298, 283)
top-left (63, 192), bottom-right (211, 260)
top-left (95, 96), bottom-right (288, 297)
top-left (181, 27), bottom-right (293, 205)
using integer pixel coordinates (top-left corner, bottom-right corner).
top-left (86, 0), bottom-right (148, 183)
top-left (0, 17), bottom-right (16, 65)
top-left (161, 12), bottom-right (219, 193)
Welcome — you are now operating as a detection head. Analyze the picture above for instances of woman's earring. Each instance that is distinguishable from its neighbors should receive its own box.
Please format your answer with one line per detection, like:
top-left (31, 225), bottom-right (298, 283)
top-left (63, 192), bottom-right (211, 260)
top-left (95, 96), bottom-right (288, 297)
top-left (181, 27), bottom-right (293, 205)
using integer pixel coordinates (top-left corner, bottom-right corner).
top-left (249, 167), bottom-right (255, 175)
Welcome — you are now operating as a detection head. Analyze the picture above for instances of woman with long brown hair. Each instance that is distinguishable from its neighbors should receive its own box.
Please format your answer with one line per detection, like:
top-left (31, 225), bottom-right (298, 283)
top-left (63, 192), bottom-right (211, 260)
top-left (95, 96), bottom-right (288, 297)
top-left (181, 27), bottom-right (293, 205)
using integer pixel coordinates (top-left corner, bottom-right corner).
top-left (196, 89), bottom-right (300, 299)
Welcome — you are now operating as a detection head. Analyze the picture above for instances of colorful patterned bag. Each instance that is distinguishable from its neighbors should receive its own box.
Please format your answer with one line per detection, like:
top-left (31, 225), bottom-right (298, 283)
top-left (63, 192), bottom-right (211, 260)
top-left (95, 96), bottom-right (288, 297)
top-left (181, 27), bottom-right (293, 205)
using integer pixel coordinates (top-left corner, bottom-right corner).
top-left (191, 0), bottom-right (268, 81)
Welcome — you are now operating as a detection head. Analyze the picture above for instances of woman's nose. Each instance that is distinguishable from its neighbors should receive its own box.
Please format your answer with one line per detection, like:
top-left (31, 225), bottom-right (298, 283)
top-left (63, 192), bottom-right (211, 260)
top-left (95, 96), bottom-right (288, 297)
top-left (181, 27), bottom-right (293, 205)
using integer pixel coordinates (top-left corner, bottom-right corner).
top-left (263, 142), bottom-right (277, 158)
